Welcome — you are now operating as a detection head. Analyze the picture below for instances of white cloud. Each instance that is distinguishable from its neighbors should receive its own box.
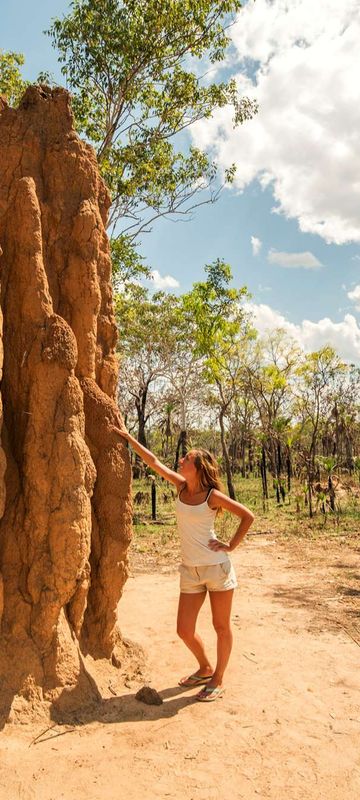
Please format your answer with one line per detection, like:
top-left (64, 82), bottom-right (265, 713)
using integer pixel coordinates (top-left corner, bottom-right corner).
top-left (267, 249), bottom-right (323, 269)
top-left (192, 0), bottom-right (360, 244)
top-left (347, 285), bottom-right (360, 311)
top-left (149, 270), bottom-right (180, 289)
top-left (247, 302), bottom-right (360, 363)
top-left (248, 302), bottom-right (298, 339)
top-left (251, 235), bottom-right (262, 256)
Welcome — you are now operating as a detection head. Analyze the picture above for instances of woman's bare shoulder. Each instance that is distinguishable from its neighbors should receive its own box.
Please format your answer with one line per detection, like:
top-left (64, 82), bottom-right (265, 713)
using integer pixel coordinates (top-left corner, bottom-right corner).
top-left (208, 489), bottom-right (254, 518)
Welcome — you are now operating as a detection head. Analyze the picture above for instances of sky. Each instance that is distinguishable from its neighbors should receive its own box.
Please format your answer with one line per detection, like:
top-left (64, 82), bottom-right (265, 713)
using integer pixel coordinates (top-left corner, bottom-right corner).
top-left (2, 0), bottom-right (360, 361)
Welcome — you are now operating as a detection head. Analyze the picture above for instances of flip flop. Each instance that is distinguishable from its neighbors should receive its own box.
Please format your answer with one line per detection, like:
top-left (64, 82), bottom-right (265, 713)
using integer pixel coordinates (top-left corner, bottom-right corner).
top-left (178, 673), bottom-right (213, 688)
top-left (196, 685), bottom-right (225, 702)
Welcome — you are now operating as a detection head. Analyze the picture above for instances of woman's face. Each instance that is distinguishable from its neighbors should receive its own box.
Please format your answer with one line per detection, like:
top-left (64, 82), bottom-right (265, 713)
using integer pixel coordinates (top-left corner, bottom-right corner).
top-left (178, 451), bottom-right (198, 480)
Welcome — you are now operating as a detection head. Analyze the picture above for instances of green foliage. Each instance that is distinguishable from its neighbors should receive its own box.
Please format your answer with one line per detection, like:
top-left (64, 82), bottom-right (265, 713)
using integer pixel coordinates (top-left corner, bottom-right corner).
top-left (244, 330), bottom-right (301, 456)
top-left (294, 347), bottom-right (348, 449)
top-left (181, 258), bottom-right (251, 374)
top-left (316, 456), bottom-right (337, 475)
top-left (262, 364), bottom-right (287, 391)
top-left (0, 50), bottom-right (28, 107)
top-left (47, 0), bottom-right (257, 247)
top-left (296, 346), bottom-right (346, 389)
top-left (353, 457), bottom-right (360, 481)
top-left (111, 236), bottom-right (151, 291)
top-left (115, 284), bottom-right (191, 440)
top-left (116, 287), bottom-right (180, 358)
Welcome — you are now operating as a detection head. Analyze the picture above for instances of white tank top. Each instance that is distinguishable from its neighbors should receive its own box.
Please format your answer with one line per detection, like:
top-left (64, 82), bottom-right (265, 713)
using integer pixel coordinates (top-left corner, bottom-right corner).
top-left (175, 488), bottom-right (229, 567)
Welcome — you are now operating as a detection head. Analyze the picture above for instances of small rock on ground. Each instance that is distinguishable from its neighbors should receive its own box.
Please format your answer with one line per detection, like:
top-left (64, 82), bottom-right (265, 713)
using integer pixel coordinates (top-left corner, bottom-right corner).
top-left (135, 686), bottom-right (163, 705)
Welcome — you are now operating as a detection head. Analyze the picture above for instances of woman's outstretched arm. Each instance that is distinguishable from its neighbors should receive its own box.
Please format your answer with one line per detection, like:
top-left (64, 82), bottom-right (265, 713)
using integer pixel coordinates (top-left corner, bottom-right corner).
top-left (113, 426), bottom-right (185, 490)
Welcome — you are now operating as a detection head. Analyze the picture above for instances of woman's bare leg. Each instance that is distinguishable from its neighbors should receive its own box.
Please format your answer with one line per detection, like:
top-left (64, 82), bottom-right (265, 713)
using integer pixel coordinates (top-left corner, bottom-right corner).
top-left (177, 592), bottom-right (213, 675)
top-left (208, 589), bottom-right (234, 687)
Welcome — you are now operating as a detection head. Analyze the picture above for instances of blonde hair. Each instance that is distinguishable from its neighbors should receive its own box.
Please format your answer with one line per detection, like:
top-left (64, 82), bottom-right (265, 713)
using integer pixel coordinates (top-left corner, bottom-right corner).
top-left (191, 449), bottom-right (224, 514)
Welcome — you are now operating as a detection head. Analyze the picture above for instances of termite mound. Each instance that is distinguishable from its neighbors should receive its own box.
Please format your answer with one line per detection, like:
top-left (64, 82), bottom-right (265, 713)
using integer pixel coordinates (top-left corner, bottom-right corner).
top-left (0, 86), bottom-right (136, 726)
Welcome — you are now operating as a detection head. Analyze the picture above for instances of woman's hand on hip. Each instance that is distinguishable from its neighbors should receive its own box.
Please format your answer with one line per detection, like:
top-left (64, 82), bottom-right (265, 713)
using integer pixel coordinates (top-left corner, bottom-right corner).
top-left (208, 538), bottom-right (231, 552)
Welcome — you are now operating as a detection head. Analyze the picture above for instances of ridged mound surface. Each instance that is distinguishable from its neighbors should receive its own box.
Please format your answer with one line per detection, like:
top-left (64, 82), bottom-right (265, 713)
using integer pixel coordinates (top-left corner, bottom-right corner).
top-left (0, 86), bottom-right (132, 723)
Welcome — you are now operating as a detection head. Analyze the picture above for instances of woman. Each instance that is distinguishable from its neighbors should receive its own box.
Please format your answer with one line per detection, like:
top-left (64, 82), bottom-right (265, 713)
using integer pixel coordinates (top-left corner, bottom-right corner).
top-left (115, 427), bottom-right (255, 702)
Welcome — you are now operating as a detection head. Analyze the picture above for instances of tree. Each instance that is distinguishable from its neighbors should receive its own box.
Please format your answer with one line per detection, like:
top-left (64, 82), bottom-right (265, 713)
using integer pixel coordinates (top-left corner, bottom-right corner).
top-left (116, 286), bottom-right (181, 449)
top-left (293, 346), bottom-right (347, 517)
top-left (161, 300), bottom-right (204, 469)
top-left (228, 390), bottom-right (257, 477)
top-left (47, 0), bottom-right (257, 255)
top-left (182, 259), bottom-right (251, 497)
top-left (245, 329), bottom-right (300, 481)
top-left (164, 350), bottom-right (203, 470)
top-left (116, 281), bottom-right (205, 469)
top-left (111, 236), bottom-right (152, 293)
top-left (0, 50), bottom-right (28, 106)
top-left (323, 364), bottom-right (360, 471)
top-left (316, 456), bottom-right (338, 513)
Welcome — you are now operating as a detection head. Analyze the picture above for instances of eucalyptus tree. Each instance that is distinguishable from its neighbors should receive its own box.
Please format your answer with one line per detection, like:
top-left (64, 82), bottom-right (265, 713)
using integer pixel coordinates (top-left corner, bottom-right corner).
top-left (293, 346), bottom-right (347, 517)
top-left (166, 353), bottom-right (205, 470)
top-left (244, 329), bottom-right (301, 481)
top-left (324, 364), bottom-right (360, 471)
top-left (116, 286), bottom-right (181, 447)
top-left (157, 398), bottom-right (177, 459)
top-left (182, 259), bottom-right (251, 498)
top-left (161, 302), bottom-right (205, 469)
top-left (316, 456), bottom-right (338, 513)
top-left (227, 390), bottom-right (257, 477)
top-left (47, 0), bottom-right (257, 273)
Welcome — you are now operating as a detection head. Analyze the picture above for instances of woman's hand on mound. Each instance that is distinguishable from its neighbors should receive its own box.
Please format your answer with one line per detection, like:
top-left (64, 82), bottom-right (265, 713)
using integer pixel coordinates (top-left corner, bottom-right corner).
top-left (110, 424), bottom-right (129, 441)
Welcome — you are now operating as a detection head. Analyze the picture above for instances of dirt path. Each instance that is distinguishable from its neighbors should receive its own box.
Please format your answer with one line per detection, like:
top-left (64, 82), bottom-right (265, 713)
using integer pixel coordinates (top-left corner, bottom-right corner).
top-left (0, 536), bottom-right (359, 800)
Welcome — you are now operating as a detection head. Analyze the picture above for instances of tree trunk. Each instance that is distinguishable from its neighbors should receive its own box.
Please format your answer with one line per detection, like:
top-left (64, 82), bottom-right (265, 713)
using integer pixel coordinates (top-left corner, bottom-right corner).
top-left (137, 406), bottom-right (147, 447)
top-left (173, 398), bottom-right (188, 472)
top-left (277, 441), bottom-right (282, 476)
top-left (261, 446), bottom-right (268, 499)
top-left (307, 470), bottom-right (313, 518)
top-left (345, 434), bottom-right (354, 473)
top-left (286, 446), bottom-right (292, 492)
top-left (219, 411), bottom-right (236, 500)
top-left (133, 389), bottom-right (149, 478)
top-left (173, 430), bottom-right (187, 472)
top-left (135, 387), bottom-right (148, 447)
top-left (275, 481), bottom-right (281, 504)
top-left (267, 436), bottom-right (277, 477)
top-left (248, 440), bottom-right (254, 474)
top-left (334, 401), bottom-right (340, 457)
top-left (163, 409), bottom-right (172, 458)
top-left (328, 475), bottom-right (336, 512)
top-left (240, 438), bottom-right (246, 478)
top-left (0, 87), bottom-right (135, 725)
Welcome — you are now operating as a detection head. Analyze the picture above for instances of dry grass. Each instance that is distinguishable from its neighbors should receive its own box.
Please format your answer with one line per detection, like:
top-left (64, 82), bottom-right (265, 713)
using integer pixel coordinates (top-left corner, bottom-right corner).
top-left (129, 473), bottom-right (360, 572)
top-left (129, 473), bottom-right (360, 645)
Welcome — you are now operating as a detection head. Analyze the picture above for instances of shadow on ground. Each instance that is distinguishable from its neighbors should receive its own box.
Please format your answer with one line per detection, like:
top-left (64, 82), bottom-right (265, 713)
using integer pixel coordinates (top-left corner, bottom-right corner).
top-left (49, 683), bottom-right (201, 728)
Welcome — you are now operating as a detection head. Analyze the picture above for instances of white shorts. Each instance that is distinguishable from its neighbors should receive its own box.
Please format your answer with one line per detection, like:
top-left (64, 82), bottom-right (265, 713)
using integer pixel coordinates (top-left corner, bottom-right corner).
top-left (179, 560), bottom-right (238, 594)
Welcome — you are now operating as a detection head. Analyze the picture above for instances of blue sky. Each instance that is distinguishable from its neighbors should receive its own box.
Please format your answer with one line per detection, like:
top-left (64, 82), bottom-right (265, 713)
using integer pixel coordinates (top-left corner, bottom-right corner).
top-left (2, 0), bottom-right (360, 359)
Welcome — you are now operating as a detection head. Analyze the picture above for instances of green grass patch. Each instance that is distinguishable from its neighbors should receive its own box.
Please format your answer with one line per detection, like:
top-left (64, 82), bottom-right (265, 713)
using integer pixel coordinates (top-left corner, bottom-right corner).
top-left (130, 473), bottom-right (360, 557)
